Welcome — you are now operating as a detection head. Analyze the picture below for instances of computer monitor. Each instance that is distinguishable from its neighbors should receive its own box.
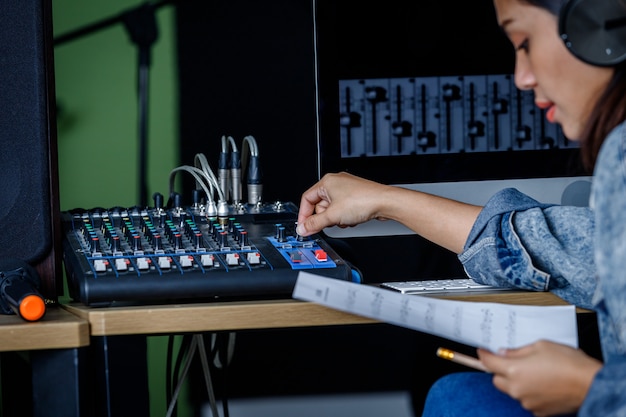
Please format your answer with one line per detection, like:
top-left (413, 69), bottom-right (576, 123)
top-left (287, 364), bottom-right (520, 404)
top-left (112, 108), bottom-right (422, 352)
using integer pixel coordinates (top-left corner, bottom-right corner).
top-left (313, 0), bottom-right (591, 238)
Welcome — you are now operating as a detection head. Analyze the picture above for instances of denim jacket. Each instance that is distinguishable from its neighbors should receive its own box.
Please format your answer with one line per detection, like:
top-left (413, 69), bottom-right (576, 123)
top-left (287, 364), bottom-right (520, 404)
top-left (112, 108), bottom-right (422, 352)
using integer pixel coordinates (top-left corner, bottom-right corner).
top-left (459, 121), bottom-right (626, 417)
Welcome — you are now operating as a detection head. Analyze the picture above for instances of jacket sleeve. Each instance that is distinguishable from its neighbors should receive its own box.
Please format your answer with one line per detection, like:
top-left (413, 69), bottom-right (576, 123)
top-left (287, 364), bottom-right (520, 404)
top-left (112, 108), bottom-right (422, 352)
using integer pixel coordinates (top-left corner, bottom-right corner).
top-left (579, 355), bottom-right (626, 417)
top-left (458, 188), bottom-right (596, 309)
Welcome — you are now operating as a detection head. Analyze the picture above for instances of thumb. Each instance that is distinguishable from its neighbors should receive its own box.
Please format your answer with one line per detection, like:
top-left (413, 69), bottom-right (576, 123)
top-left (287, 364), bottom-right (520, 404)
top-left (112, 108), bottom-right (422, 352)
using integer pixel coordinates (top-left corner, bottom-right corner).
top-left (297, 212), bottom-right (330, 236)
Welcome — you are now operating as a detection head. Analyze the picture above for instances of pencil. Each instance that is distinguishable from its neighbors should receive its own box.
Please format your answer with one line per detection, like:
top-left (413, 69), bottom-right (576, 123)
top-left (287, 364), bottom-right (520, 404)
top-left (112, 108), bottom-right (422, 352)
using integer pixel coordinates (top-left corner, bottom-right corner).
top-left (436, 347), bottom-right (488, 372)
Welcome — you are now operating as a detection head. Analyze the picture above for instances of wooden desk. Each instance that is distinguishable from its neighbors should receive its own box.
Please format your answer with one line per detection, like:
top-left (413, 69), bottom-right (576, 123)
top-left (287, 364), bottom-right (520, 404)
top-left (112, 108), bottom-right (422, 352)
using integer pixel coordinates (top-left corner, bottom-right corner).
top-left (0, 306), bottom-right (89, 351)
top-left (0, 306), bottom-right (89, 417)
top-left (62, 290), bottom-right (572, 336)
top-left (61, 290), bottom-right (582, 417)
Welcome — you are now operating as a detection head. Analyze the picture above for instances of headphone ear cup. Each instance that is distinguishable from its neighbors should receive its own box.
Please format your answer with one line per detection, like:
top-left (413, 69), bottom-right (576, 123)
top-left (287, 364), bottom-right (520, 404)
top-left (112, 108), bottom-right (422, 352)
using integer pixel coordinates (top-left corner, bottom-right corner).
top-left (559, 0), bottom-right (626, 66)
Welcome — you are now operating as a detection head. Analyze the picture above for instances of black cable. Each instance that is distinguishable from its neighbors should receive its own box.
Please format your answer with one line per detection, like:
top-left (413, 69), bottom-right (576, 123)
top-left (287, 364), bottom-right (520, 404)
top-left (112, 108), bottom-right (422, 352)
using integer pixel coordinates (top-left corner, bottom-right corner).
top-left (169, 334), bottom-right (193, 417)
top-left (166, 335), bottom-right (175, 412)
top-left (214, 332), bottom-right (233, 417)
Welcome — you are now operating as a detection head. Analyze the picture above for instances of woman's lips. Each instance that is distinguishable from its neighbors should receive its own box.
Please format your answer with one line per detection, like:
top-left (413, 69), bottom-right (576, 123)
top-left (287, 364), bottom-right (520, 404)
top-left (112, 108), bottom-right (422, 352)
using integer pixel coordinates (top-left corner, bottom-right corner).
top-left (545, 105), bottom-right (556, 123)
top-left (536, 101), bottom-right (556, 123)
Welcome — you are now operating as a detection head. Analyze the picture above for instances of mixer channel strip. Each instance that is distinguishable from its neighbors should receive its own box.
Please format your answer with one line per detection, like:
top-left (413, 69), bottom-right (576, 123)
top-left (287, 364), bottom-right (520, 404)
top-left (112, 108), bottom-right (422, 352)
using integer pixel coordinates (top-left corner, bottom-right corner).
top-left (61, 202), bottom-right (354, 306)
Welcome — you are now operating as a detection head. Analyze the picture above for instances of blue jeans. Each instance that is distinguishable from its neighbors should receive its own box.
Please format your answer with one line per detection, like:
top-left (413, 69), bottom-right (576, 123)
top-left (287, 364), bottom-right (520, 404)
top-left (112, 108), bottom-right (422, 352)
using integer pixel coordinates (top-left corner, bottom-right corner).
top-left (421, 372), bottom-right (577, 417)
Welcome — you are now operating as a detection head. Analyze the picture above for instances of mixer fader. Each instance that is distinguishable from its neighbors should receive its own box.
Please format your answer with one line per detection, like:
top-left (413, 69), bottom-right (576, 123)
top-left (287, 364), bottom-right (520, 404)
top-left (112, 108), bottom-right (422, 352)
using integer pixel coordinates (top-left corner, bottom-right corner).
top-left (62, 200), bottom-right (355, 306)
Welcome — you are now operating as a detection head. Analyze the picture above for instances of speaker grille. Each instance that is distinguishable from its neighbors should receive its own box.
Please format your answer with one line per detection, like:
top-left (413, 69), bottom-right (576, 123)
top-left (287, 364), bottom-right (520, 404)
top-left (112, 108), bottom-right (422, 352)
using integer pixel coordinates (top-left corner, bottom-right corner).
top-left (0, 0), bottom-right (53, 263)
top-left (0, 0), bottom-right (61, 299)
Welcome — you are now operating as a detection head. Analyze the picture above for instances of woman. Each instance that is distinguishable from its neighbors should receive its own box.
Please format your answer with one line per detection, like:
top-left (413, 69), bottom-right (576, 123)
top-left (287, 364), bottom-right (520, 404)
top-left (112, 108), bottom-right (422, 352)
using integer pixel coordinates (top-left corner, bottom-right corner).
top-left (296, 0), bottom-right (626, 415)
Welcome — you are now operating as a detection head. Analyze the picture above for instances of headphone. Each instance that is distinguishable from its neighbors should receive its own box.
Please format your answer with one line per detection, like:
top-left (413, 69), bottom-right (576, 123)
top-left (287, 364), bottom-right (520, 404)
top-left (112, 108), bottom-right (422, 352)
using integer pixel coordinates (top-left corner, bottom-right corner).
top-left (559, 0), bottom-right (626, 66)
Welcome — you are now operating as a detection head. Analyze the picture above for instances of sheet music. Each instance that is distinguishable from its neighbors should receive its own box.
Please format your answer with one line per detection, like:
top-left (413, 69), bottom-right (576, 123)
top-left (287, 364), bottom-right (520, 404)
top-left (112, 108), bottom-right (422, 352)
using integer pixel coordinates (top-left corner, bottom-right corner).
top-left (292, 272), bottom-right (578, 352)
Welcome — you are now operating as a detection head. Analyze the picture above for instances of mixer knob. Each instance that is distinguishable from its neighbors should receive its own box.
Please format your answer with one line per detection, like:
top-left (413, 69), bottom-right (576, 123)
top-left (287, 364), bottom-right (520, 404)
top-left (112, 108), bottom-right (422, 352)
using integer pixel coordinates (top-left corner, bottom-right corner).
top-left (131, 234), bottom-right (142, 252)
top-left (277, 226), bottom-right (286, 243)
top-left (153, 192), bottom-right (164, 209)
top-left (274, 223), bottom-right (283, 239)
top-left (173, 233), bottom-right (183, 250)
top-left (89, 234), bottom-right (101, 253)
top-left (111, 213), bottom-right (123, 228)
top-left (172, 192), bottom-right (183, 210)
top-left (176, 212), bottom-right (187, 228)
top-left (193, 232), bottom-right (204, 250)
top-left (109, 235), bottom-right (121, 253)
top-left (158, 213), bottom-right (167, 228)
top-left (153, 234), bottom-right (163, 251)
top-left (192, 189), bottom-right (204, 208)
top-left (239, 230), bottom-right (249, 247)
top-left (295, 223), bottom-right (305, 242)
top-left (218, 231), bottom-right (228, 248)
top-left (91, 214), bottom-right (103, 229)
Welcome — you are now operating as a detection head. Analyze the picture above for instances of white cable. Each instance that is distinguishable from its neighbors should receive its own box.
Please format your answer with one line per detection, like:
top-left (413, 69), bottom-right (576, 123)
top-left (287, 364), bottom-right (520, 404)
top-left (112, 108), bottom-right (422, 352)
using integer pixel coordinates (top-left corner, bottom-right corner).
top-left (242, 135), bottom-right (258, 156)
top-left (220, 135), bottom-right (229, 153)
top-left (167, 151), bottom-right (228, 205)
top-left (168, 166), bottom-right (213, 202)
top-left (192, 154), bottom-right (216, 202)
top-left (194, 153), bottom-right (224, 202)
top-left (227, 135), bottom-right (237, 152)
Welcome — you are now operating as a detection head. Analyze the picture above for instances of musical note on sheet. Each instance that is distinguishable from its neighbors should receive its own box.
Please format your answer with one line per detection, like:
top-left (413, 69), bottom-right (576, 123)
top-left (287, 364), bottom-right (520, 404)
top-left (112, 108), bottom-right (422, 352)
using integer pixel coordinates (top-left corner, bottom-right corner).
top-left (292, 272), bottom-right (578, 352)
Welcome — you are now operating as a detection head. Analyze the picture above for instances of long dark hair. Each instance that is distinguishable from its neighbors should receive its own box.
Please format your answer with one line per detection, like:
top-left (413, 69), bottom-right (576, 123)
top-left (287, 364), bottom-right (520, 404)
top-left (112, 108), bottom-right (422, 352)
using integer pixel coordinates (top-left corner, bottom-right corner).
top-left (579, 64), bottom-right (626, 172)
top-left (522, 0), bottom-right (626, 172)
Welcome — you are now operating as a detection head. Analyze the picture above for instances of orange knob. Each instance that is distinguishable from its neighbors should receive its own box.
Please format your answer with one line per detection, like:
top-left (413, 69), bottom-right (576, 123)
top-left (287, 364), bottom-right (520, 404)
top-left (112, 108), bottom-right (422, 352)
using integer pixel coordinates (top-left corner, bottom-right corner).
top-left (19, 294), bottom-right (45, 321)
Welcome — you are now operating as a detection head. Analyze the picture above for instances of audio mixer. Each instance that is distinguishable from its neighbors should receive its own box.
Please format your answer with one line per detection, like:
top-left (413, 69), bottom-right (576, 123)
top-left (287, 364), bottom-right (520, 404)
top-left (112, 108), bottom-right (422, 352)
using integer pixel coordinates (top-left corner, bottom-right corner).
top-left (62, 199), bottom-right (356, 306)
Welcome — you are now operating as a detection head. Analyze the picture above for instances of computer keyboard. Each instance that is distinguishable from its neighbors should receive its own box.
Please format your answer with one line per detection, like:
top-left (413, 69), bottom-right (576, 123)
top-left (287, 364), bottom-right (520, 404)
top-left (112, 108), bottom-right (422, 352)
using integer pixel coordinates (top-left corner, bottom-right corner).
top-left (380, 278), bottom-right (509, 294)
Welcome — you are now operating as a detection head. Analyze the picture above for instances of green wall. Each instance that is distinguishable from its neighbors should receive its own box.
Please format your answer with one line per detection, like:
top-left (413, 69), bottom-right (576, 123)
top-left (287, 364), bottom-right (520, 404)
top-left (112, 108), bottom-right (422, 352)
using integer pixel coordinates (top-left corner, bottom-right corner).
top-left (53, 2), bottom-right (190, 416)
top-left (53, 0), bottom-right (178, 211)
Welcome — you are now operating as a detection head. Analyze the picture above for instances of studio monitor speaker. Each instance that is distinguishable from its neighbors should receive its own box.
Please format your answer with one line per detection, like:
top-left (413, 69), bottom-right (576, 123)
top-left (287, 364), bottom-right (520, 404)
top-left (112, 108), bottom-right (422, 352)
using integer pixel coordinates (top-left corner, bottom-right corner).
top-left (0, 0), bottom-right (62, 300)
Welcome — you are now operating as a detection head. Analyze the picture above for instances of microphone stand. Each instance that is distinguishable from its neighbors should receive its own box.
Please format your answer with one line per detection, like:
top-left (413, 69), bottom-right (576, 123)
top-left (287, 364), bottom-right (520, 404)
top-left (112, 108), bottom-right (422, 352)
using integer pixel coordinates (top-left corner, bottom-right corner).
top-left (55, 0), bottom-right (175, 207)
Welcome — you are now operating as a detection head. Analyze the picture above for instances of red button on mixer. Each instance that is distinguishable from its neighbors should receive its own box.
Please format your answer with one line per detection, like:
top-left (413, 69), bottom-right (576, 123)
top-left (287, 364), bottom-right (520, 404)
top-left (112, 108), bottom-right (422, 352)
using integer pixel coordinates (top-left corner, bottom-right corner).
top-left (314, 249), bottom-right (328, 261)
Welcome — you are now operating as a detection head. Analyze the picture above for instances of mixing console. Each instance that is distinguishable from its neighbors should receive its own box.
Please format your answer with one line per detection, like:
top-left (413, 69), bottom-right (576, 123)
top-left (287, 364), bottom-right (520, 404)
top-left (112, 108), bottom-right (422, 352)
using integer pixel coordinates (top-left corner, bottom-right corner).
top-left (62, 200), bottom-right (355, 306)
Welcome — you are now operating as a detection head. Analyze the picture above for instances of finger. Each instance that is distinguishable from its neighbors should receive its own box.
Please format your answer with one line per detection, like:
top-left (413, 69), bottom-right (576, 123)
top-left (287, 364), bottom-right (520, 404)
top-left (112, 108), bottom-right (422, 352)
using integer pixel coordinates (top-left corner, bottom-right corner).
top-left (498, 344), bottom-right (536, 358)
top-left (491, 373), bottom-right (511, 394)
top-left (298, 210), bottom-right (335, 236)
top-left (297, 187), bottom-right (323, 223)
top-left (297, 181), bottom-right (333, 228)
top-left (477, 349), bottom-right (511, 375)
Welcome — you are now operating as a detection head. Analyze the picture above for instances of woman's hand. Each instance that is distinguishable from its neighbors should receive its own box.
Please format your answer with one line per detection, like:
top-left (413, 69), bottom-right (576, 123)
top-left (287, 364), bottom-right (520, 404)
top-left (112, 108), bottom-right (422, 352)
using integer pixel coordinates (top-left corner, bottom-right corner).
top-left (296, 172), bottom-right (482, 253)
top-left (296, 172), bottom-right (389, 236)
top-left (479, 340), bottom-right (602, 416)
